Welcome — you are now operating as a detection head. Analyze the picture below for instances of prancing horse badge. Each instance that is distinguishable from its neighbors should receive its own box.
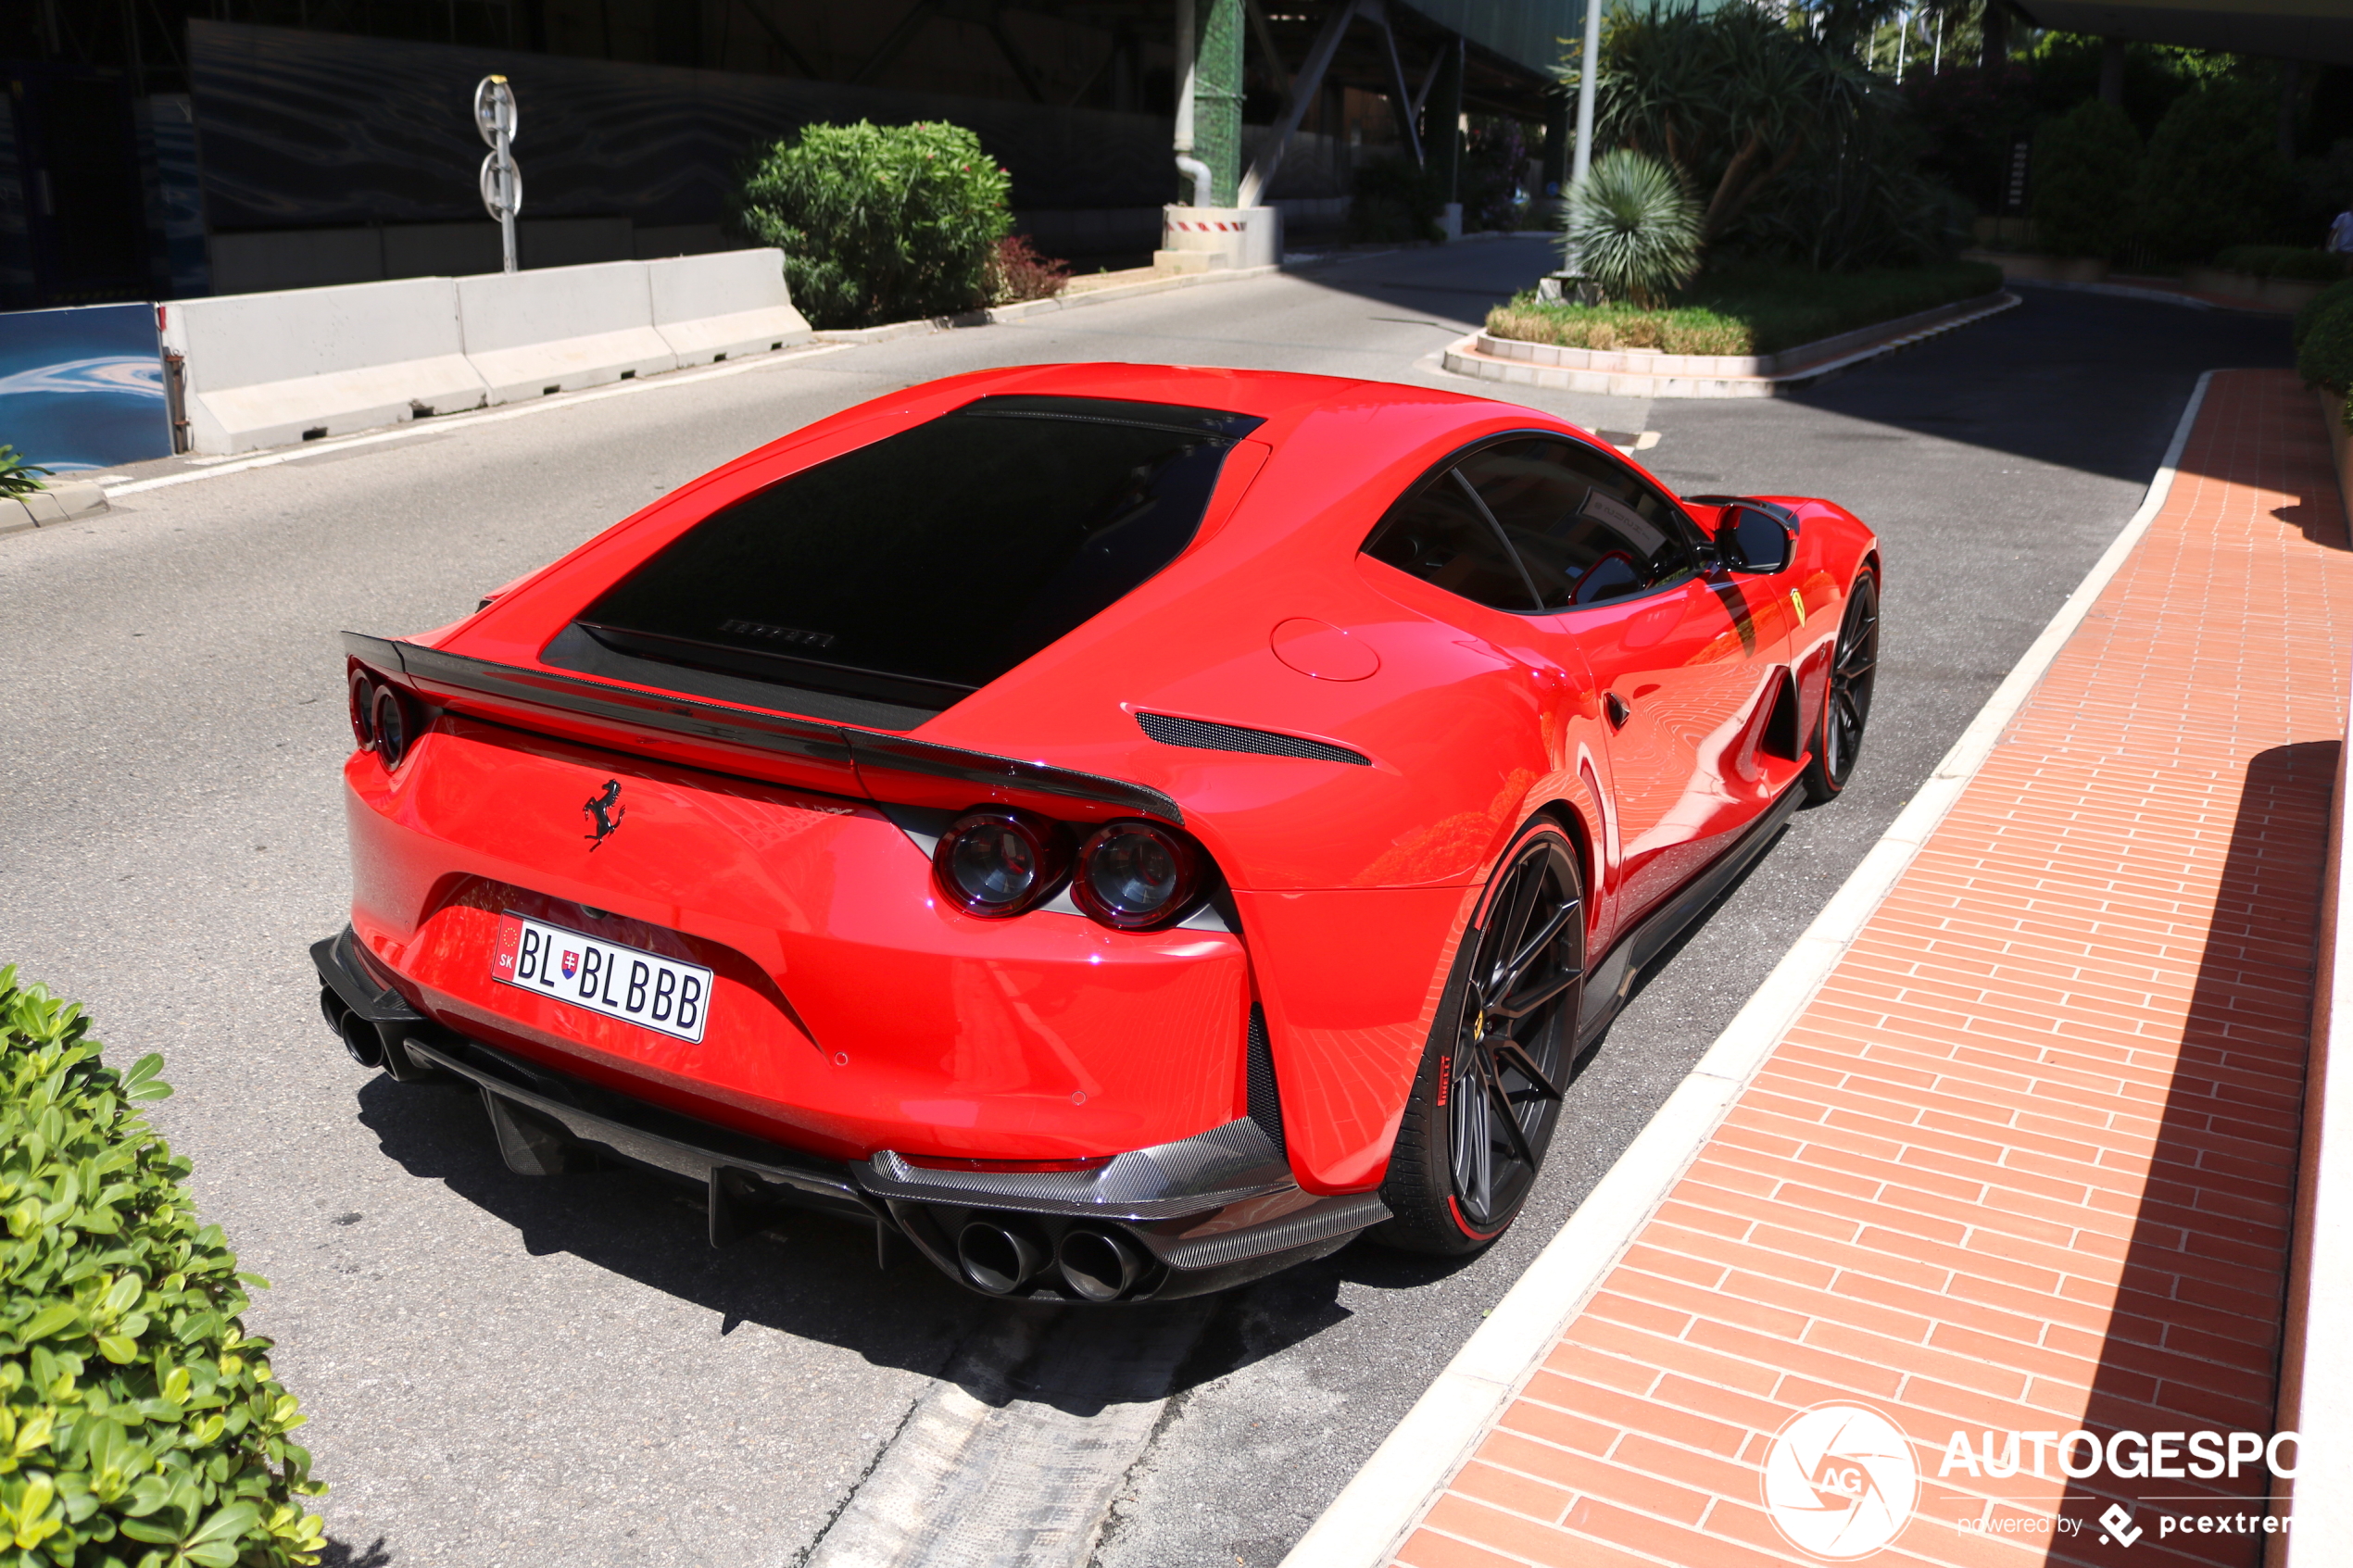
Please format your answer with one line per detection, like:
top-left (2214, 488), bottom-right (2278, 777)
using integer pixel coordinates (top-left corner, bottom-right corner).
top-left (583, 779), bottom-right (625, 848)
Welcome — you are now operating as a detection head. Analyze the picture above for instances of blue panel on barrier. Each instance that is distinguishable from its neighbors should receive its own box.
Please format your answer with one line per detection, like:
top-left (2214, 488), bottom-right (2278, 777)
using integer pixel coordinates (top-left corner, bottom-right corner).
top-left (0, 302), bottom-right (170, 470)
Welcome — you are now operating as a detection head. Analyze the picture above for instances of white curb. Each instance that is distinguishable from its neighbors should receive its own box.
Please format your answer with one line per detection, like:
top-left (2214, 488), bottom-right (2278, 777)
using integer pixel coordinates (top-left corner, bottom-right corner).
top-left (1278, 369), bottom-right (2218, 1568)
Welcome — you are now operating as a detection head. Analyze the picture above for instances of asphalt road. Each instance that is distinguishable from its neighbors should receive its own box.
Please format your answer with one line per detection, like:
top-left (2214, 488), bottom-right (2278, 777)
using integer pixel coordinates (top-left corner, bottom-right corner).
top-left (0, 240), bottom-right (2291, 1568)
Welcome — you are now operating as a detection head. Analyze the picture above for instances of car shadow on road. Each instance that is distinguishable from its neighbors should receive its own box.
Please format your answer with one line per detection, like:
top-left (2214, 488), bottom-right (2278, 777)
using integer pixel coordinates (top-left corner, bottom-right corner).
top-left (350, 1073), bottom-right (1379, 1410)
top-left (353, 1075), bottom-right (995, 1371)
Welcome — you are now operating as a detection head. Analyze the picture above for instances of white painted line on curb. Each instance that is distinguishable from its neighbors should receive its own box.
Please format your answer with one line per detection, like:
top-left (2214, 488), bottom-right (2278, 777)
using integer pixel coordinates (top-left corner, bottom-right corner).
top-left (94, 343), bottom-right (856, 501)
top-left (1278, 369), bottom-right (2218, 1568)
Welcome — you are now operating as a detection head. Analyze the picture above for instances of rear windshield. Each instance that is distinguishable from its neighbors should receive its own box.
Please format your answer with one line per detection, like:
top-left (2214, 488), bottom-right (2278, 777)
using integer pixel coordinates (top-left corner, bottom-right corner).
top-left (568, 395), bottom-right (1263, 716)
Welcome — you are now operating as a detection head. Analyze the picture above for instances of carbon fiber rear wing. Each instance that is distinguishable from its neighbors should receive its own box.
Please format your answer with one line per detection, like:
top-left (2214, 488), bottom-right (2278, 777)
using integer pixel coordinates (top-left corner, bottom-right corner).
top-left (342, 632), bottom-right (1184, 826)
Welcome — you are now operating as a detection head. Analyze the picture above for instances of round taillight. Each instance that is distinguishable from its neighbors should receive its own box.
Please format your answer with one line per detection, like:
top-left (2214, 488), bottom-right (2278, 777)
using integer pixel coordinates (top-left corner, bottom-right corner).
top-left (1073, 821), bottom-right (1201, 931)
top-left (371, 685), bottom-right (412, 769)
top-left (348, 671), bottom-right (377, 751)
top-left (934, 809), bottom-right (1070, 918)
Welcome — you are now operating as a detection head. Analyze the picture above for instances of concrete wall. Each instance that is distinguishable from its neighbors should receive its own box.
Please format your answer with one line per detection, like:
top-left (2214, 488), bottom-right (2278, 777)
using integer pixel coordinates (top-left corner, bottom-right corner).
top-left (159, 248), bottom-right (810, 454)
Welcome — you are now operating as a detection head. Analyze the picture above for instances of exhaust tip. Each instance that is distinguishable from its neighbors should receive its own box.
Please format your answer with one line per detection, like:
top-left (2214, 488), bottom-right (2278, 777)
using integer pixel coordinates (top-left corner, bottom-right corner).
top-left (319, 986), bottom-right (348, 1034)
top-left (337, 1010), bottom-right (385, 1069)
top-left (956, 1220), bottom-right (1046, 1295)
top-left (1056, 1227), bottom-right (1144, 1302)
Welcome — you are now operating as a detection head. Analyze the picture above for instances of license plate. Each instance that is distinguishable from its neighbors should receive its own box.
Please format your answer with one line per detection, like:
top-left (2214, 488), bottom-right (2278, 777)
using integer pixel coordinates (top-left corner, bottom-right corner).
top-left (491, 913), bottom-right (713, 1043)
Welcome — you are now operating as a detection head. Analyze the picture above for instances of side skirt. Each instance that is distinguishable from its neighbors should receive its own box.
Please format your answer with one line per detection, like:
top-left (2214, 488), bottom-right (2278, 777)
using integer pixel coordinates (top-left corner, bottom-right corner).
top-left (1574, 784), bottom-right (1806, 1052)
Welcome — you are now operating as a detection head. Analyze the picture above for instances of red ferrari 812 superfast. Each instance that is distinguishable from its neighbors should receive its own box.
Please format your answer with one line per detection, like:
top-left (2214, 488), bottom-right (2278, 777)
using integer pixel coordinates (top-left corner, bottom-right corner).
top-left (315, 363), bottom-right (1881, 1302)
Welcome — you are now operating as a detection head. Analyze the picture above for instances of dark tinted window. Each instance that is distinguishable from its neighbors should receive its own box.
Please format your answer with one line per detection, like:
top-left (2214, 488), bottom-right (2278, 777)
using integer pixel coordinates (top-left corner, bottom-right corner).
top-left (1458, 439), bottom-right (1695, 610)
top-left (1361, 470), bottom-right (1540, 611)
top-left (571, 395), bottom-right (1262, 712)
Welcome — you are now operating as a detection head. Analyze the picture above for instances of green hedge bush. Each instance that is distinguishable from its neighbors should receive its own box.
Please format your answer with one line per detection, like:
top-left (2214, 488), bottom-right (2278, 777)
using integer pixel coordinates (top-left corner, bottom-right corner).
top-left (0, 970), bottom-right (324, 1568)
top-left (735, 120), bottom-right (1013, 329)
top-left (2029, 100), bottom-right (2142, 260)
top-left (2295, 278), bottom-right (2353, 350)
top-left (2296, 293), bottom-right (2353, 396)
top-left (2131, 77), bottom-right (2292, 264)
top-left (2215, 245), bottom-right (2350, 282)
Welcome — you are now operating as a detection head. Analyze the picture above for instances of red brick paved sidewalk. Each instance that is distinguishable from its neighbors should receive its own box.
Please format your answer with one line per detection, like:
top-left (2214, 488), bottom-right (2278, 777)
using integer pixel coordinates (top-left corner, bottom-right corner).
top-left (1393, 370), bottom-right (2353, 1568)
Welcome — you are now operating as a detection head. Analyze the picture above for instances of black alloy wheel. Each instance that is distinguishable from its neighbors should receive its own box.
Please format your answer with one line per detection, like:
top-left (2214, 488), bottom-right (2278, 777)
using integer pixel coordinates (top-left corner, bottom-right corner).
top-left (1804, 571), bottom-right (1879, 803)
top-left (1377, 821), bottom-right (1585, 1254)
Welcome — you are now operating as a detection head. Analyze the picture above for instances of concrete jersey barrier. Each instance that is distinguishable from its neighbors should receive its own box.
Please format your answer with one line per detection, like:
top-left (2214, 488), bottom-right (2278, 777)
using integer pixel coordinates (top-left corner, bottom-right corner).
top-left (161, 249), bottom-right (811, 454)
top-left (457, 259), bottom-right (678, 403)
top-left (648, 250), bottom-right (812, 364)
top-left (161, 277), bottom-right (485, 454)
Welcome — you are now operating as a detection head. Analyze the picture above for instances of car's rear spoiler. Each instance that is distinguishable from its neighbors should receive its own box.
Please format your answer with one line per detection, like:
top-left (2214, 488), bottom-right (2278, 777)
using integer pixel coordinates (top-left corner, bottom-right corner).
top-left (342, 633), bottom-right (1184, 826)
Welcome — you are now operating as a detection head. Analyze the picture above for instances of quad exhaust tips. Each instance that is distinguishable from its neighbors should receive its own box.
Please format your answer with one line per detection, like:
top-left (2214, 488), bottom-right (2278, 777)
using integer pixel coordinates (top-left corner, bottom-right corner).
top-left (321, 987), bottom-right (385, 1069)
top-left (956, 1220), bottom-right (1049, 1295)
top-left (1055, 1227), bottom-right (1144, 1302)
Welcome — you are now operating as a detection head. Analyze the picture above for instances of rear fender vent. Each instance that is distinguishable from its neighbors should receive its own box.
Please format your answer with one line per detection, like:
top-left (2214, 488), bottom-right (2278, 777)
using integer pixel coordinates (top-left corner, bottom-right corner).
top-left (1763, 670), bottom-right (1802, 762)
top-left (1137, 711), bottom-right (1370, 766)
top-left (1245, 1004), bottom-right (1285, 1154)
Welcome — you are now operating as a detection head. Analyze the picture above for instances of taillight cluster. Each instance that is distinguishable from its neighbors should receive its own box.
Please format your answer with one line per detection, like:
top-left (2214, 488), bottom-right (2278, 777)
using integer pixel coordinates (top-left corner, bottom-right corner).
top-left (933, 809), bottom-right (1206, 931)
top-left (347, 670), bottom-right (419, 769)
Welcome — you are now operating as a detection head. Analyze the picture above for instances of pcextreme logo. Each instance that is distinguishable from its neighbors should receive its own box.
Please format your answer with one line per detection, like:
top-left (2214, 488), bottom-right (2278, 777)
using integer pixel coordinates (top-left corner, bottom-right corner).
top-left (1762, 1403), bottom-right (1919, 1560)
top-left (1758, 1402), bottom-right (2301, 1559)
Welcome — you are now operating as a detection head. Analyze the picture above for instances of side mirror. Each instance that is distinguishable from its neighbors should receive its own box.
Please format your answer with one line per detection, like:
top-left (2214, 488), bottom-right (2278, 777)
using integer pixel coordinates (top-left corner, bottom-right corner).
top-left (1716, 505), bottom-right (1793, 575)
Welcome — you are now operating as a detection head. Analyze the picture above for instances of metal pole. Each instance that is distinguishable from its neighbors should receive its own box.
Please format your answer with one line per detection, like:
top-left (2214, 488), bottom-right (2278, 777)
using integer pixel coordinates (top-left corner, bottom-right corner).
top-left (498, 115), bottom-right (518, 273)
top-left (1561, 0), bottom-right (1604, 282)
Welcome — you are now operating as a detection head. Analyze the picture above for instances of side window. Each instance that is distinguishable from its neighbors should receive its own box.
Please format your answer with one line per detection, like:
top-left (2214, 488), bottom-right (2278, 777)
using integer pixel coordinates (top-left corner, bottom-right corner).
top-left (1361, 469), bottom-right (1540, 612)
top-left (1457, 439), bottom-right (1697, 610)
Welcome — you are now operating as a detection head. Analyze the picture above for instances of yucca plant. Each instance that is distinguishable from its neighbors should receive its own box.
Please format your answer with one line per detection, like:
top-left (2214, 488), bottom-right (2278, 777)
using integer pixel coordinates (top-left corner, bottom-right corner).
top-left (1567, 150), bottom-right (1703, 308)
top-left (0, 445), bottom-right (50, 497)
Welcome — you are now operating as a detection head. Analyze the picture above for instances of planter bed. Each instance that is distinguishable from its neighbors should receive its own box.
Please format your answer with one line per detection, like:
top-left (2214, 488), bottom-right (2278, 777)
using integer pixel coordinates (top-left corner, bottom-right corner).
top-left (1444, 290), bottom-right (2016, 399)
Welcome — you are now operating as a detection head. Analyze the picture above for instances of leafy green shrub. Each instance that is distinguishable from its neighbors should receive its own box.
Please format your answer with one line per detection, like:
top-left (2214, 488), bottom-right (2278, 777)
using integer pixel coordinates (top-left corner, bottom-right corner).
top-left (0, 969), bottom-right (325, 1568)
top-left (2295, 277), bottom-right (2353, 350)
top-left (2213, 245), bottom-right (2349, 282)
top-left (2030, 99), bottom-right (2143, 259)
top-left (2296, 294), bottom-right (2353, 395)
top-left (2131, 76), bottom-right (2293, 264)
top-left (0, 447), bottom-right (49, 498)
top-left (735, 120), bottom-right (1013, 329)
top-left (1488, 259), bottom-right (2001, 358)
top-left (1567, 150), bottom-right (1702, 307)
top-left (1347, 157), bottom-right (1445, 244)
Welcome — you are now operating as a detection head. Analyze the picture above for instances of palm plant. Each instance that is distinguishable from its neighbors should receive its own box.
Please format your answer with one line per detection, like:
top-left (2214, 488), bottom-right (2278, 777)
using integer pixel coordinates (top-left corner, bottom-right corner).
top-left (1592, 2), bottom-right (1884, 246)
top-left (0, 445), bottom-right (50, 497)
top-left (1567, 150), bottom-right (1703, 307)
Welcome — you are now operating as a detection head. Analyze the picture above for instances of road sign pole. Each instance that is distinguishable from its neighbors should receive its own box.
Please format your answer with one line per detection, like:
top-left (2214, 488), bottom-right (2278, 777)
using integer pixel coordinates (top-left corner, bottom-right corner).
top-left (497, 117), bottom-right (517, 274)
top-left (474, 75), bottom-right (522, 274)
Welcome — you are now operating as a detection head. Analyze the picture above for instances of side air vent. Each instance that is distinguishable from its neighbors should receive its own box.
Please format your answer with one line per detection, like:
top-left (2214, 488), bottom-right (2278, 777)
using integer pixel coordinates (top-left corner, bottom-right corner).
top-left (1137, 711), bottom-right (1370, 766)
top-left (1245, 1004), bottom-right (1285, 1154)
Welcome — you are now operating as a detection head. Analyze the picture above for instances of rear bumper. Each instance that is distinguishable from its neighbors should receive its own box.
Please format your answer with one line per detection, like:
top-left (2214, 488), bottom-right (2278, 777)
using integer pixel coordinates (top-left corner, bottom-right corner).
top-left (313, 926), bottom-right (1386, 1299)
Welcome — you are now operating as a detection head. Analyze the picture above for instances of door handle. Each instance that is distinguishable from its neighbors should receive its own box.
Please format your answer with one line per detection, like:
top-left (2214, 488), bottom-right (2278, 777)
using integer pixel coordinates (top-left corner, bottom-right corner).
top-left (1604, 692), bottom-right (1631, 730)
